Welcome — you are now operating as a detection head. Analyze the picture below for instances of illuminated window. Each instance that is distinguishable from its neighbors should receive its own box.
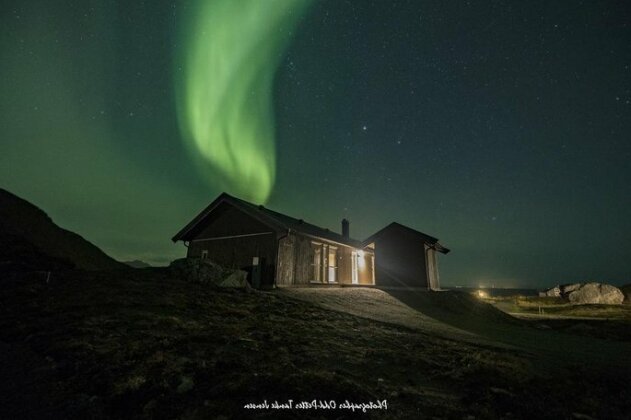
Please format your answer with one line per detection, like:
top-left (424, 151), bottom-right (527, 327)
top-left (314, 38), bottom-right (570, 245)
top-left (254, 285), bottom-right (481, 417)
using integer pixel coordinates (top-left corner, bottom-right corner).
top-left (328, 246), bottom-right (337, 283)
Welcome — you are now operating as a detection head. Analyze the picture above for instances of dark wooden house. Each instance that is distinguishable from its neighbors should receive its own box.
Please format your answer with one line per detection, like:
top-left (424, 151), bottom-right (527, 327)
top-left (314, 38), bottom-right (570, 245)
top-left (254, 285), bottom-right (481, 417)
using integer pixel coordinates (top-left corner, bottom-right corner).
top-left (363, 222), bottom-right (450, 289)
top-left (172, 193), bottom-right (375, 288)
top-left (172, 193), bottom-right (448, 290)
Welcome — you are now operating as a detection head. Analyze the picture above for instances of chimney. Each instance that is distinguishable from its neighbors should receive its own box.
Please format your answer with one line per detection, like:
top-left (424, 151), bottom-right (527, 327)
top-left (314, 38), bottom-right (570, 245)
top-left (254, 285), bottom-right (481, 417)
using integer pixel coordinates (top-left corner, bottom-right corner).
top-left (341, 219), bottom-right (350, 238)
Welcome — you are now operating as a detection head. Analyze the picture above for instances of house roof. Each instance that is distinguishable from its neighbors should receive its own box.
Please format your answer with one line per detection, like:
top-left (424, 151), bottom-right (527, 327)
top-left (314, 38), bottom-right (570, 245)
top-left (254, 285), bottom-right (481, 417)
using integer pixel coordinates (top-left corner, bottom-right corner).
top-left (362, 222), bottom-right (450, 254)
top-left (172, 192), bottom-right (365, 248)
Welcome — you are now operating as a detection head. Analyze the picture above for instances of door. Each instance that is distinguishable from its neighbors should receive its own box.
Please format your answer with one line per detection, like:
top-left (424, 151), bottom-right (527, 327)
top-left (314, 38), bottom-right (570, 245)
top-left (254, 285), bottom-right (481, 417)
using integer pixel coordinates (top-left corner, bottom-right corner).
top-left (251, 257), bottom-right (262, 289)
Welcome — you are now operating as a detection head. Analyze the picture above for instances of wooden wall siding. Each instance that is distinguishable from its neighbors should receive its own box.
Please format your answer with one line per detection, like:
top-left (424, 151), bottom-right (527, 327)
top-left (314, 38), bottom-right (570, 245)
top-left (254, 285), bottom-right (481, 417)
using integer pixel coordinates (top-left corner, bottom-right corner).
top-left (277, 234), bottom-right (296, 286)
top-left (276, 233), bottom-right (312, 285)
top-left (373, 227), bottom-right (429, 288)
top-left (426, 247), bottom-right (439, 290)
top-left (292, 234), bottom-right (316, 285)
top-left (188, 234), bottom-right (277, 287)
top-left (193, 202), bottom-right (273, 239)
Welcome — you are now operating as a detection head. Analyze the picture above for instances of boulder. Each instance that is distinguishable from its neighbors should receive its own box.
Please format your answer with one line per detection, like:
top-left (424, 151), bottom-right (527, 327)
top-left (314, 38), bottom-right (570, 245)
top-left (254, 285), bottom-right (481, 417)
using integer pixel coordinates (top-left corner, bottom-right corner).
top-left (559, 283), bottom-right (582, 294)
top-left (539, 282), bottom-right (624, 305)
top-left (565, 283), bottom-right (624, 305)
top-left (539, 286), bottom-right (560, 297)
top-left (217, 270), bottom-right (250, 288)
top-left (169, 258), bottom-right (250, 289)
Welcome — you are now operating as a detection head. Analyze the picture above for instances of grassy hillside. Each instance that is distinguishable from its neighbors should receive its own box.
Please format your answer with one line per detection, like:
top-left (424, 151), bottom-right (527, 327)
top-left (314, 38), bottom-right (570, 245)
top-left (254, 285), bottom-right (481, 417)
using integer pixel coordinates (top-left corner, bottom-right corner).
top-left (489, 295), bottom-right (631, 320)
top-left (1, 269), bottom-right (630, 419)
top-left (0, 188), bottom-right (124, 271)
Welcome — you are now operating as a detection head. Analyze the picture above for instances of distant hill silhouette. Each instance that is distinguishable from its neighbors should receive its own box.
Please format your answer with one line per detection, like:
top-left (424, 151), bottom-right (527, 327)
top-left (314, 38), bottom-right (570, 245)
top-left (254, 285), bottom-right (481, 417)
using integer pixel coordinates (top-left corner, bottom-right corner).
top-left (0, 188), bottom-right (125, 271)
top-left (123, 260), bottom-right (152, 268)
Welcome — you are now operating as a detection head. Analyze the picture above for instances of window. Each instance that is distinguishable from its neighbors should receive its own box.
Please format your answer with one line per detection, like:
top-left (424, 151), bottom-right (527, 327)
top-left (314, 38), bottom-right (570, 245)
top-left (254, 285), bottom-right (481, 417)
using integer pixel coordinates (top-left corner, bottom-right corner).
top-left (310, 242), bottom-right (339, 283)
top-left (201, 250), bottom-right (208, 259)
top-left (328, 246), bottom-right (338, 283)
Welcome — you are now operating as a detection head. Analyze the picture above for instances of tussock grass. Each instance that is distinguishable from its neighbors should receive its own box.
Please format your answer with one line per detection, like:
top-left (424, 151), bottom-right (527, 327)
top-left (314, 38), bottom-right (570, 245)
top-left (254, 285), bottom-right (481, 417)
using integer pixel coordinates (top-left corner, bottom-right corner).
top-left (487, 295), bottom-right (631, 320)
top-left (1, 269), bottom-right (630, 419)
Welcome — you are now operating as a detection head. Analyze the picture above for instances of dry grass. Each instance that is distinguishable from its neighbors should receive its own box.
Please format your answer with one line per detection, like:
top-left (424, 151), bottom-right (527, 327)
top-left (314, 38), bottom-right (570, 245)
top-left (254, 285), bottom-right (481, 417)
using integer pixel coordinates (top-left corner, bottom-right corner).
top-left (487, 295), bottom-right (631, 320)
top-left (0, 269), bottom-right (630, 419)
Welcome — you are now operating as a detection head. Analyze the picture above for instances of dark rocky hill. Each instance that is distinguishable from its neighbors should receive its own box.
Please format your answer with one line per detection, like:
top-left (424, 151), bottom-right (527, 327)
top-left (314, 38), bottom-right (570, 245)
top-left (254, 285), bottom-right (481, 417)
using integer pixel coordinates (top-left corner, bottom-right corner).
top-left (0, 188), bottom-right (125, 271)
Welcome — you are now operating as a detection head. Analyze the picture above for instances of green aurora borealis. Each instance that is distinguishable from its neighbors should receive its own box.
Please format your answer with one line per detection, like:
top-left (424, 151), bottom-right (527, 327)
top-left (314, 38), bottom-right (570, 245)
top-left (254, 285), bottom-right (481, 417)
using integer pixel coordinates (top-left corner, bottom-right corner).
top-left (177, 0), bottom-right (311, 203)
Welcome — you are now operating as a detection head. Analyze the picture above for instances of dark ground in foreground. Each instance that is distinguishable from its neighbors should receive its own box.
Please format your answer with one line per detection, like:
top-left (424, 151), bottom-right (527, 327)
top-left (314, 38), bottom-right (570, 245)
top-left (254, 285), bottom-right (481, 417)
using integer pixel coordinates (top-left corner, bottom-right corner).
top-left (0, 268), bottom-right (630, 419)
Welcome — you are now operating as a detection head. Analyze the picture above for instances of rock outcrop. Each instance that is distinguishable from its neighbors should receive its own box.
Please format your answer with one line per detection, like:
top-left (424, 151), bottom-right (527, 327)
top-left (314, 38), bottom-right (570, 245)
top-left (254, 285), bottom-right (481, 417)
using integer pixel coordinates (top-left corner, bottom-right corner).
top-left (539, 282), bottom-right (624, 305)
top-left (539, 286), bottom-right (561, 297)
top-left (565, 283), bottom-right (624, 305)
top-left (169, 258), bottom-right (250, 289)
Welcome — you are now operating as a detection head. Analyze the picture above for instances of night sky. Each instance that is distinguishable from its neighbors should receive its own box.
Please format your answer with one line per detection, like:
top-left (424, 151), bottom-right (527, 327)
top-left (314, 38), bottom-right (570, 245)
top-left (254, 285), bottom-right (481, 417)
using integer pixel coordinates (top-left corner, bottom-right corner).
top-left (1, 0), bottom-right (630, 288)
